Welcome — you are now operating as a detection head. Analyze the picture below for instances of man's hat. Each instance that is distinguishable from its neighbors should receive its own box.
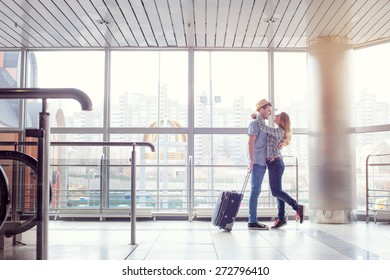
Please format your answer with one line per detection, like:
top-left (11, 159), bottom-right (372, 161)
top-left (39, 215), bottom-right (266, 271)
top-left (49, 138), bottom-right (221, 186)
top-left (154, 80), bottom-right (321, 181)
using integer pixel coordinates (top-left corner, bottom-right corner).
top-left (256, 99), bottom-right (271, 111)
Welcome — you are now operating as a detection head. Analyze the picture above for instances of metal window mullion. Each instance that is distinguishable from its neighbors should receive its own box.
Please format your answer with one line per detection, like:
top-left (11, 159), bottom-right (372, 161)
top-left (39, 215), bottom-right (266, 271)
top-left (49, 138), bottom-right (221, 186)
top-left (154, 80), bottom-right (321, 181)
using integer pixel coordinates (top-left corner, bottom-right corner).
top-left (103, 48), bottom-right (111, 217)
top-left (103, 48), bottom-right (111, 142)
top-left (156, 52), bottom-right (161, 213)
top-left (187, 48), bottom-right (195, 220)
top-left (19, 49), bottom-right (27, 141)
top-left (268, 49), bottom-right (275, 126)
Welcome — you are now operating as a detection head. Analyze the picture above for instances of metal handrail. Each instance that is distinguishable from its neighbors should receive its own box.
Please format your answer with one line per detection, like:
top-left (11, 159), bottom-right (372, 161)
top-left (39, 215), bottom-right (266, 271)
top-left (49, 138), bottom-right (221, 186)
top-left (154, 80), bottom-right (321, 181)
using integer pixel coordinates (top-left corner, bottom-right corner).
top-left (0, 88), bottom-right (92, 111)
top-left (50, 141), bottom-right (155, 245)
top-left (47, 153), bottom-right (300, 214)
top-left (365, 153), bottom-right (390, 223)
top-left (1, 143), bottom-right (298, 211)
top-left (0, 88), bottom-right (92, 259)
top-left (52, 141), bottom-right (155, 151)
top-left (1, 139), bottom-right (300, 243)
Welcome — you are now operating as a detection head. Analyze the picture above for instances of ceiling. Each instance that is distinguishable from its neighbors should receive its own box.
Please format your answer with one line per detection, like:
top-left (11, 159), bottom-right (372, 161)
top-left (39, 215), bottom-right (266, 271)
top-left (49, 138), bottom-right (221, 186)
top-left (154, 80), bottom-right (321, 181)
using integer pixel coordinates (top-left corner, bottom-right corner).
top-left (0, 0), bottom-right (389, 49)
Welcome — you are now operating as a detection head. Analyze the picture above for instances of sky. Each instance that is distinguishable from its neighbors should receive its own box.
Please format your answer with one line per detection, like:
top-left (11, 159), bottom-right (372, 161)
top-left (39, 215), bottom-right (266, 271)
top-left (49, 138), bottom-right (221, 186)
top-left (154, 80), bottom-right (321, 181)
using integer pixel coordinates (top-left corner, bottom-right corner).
top-left (353, 43), bottom-right (390, 102)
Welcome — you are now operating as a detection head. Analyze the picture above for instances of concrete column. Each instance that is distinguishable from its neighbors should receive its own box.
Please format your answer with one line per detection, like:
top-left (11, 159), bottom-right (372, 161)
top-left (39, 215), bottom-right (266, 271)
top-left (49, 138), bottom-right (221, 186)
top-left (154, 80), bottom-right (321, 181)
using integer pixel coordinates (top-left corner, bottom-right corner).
top-left (307, 36), bottom-right (356, 223)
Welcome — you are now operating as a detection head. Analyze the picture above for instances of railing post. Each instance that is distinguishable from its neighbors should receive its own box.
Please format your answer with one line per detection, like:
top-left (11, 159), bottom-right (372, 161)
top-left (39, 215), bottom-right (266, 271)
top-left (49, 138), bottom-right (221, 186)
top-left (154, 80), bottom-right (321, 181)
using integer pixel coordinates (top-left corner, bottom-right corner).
top-left (187, 156), bottom-right (193, 222)
top-left (295, 156), bottom-right (299, 202)
top-left (36, 101), bottom-right (50, 260)
top-left (130, 144), bottom-right (137, 245)
top-left (365, 155), bottom-right (370, 223)
top-left (99, 154), bottom-right (105, 222)
top-left (11, 145), bottom-right (19, 245)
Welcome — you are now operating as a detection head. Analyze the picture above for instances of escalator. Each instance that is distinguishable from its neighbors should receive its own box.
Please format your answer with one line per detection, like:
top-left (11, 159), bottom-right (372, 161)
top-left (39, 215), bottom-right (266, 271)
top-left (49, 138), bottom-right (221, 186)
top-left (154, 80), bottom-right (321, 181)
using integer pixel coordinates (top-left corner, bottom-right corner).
top-left (0, 151), bottom-right (43, 237)
top-left (0, 165), bottom-right (10, 230)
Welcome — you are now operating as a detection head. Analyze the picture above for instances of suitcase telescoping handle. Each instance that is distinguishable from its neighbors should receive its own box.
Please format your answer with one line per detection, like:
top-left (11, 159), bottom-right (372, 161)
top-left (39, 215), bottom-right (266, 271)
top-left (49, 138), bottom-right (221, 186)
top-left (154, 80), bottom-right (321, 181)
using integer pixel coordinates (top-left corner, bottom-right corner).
top-left (240, 170), bottom-right (251, 195)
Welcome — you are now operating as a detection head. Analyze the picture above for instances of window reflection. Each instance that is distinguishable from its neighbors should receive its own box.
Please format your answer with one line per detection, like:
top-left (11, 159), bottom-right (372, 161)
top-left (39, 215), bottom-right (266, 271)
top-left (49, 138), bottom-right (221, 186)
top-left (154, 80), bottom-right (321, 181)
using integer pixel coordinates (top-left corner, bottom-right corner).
top-left (194, 51), bottom-right (268, 128)
top-left (0, 51), bottom-right (21, 128)
top-left (27, 51), bottom-right (105, 128)
top-left (110, 51), bottom-right (188, 127)
top-left (274, 52), bottom-right (308, 128)
top-left (354, 43), bottom-right (390, 127)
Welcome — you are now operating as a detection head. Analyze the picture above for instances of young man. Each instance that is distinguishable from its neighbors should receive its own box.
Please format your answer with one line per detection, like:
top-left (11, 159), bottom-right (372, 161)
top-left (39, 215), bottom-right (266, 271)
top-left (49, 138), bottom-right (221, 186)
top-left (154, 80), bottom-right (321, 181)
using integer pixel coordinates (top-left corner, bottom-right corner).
top-left (247, 99), bottom-right (272, 230)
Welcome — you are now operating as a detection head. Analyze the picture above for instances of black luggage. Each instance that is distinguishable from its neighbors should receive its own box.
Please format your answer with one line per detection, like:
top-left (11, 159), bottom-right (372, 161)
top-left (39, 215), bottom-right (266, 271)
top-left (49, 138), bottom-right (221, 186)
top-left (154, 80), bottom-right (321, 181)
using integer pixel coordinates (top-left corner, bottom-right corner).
top-left (211, 171), bottom-right (250, 232)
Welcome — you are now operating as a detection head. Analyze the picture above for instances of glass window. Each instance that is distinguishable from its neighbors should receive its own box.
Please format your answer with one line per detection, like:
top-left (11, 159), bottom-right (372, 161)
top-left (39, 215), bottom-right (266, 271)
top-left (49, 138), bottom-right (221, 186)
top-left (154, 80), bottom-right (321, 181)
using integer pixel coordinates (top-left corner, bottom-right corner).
top-left (110, 51), bottom-right (188, 127)
top-left (194, 134), bottom-right (248, 208)
top-left (194, 51), bottom-right (268, 128)
top-left (274, 52), bottom-right (309, 205)
top-left (50, 134), bottom-right (104, 209)
top-left (283, 134), bottom-right (309, 205)
top-left (192, 134), bottom-right (305, 208)
top-left (353, 43), bottom-right (390, 127)
top-left (194, 134), bottom-right (248, 165)
top-left (26, 51), bottom-right (105, 128)
top-left (274, 52), bottom-right (308, 128)
top-left (8, 47), bottom-right (387, 218)
top-left (0, 51), bottom-right (21, 128)
top-left (107, 133), bottom-right (187, 211)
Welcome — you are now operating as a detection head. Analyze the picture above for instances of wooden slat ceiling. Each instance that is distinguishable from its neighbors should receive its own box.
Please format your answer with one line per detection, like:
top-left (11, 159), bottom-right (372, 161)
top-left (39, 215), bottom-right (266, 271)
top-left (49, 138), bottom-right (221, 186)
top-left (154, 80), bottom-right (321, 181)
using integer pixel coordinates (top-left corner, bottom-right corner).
top-left (0, 0), bottom-right (389, 49)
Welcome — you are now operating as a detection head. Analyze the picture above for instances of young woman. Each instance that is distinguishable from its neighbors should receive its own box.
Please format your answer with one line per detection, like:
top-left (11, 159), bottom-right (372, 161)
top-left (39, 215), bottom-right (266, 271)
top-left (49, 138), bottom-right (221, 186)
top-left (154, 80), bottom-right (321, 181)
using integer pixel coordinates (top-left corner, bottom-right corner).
top-left (255, 111), bottom-right (304, 229)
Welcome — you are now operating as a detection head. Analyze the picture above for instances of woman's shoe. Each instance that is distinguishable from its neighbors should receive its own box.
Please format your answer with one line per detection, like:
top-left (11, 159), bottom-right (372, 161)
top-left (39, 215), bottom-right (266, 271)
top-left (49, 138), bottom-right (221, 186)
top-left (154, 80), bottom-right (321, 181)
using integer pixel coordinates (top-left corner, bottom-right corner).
top-left (271, 219), bottom-right (287, 229)
top-left (296, 205), bottom-right (304, 224)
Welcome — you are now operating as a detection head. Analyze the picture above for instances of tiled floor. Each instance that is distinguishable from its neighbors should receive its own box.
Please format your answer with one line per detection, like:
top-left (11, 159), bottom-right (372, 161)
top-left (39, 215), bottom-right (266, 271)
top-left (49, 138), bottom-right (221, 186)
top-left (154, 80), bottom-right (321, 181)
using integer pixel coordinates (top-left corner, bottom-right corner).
top-left (1, 219), bottom-right (390, 260)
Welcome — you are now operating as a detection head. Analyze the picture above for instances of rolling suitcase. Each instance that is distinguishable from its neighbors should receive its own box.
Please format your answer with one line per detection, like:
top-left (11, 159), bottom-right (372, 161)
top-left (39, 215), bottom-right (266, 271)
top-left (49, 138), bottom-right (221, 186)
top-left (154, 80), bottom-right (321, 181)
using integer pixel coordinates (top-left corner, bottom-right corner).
top-left (211, 171), bottom-right (250, 232)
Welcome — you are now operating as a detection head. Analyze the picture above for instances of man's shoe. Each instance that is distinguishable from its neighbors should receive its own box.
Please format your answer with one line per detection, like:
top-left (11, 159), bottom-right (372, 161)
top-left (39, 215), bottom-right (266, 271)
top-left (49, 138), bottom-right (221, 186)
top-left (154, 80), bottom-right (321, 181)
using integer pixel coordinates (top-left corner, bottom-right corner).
top-left (248, 222), bottom-right (269, 230)
top-left (271, 219), bottom-right (287, 229)
top-left (296, 205), bottom-right (304, 224)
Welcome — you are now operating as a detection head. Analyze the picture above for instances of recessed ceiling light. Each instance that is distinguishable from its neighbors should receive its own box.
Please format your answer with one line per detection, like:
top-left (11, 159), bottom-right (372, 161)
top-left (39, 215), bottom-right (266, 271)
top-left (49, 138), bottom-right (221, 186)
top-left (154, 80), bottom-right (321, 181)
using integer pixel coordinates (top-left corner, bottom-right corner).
top-left (96, 19), bottom-right (111, 25)
top-left (264, 17), bottom-right (278, 23)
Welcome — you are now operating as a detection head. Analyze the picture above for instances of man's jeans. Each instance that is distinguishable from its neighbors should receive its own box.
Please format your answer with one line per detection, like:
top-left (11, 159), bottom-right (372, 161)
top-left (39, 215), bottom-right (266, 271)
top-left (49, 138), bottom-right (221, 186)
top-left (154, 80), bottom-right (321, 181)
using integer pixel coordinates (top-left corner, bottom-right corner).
top-left (267, 158), bottom-right (298, 220)
top-left (248, 164), bottom-right (266, 223)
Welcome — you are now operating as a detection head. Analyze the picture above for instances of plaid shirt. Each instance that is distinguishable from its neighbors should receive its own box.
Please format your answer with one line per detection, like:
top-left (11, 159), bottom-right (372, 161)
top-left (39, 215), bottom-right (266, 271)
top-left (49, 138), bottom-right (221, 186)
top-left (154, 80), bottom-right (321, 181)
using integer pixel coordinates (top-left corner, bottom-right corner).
top-left (256, 115), bottom-right (285, 161)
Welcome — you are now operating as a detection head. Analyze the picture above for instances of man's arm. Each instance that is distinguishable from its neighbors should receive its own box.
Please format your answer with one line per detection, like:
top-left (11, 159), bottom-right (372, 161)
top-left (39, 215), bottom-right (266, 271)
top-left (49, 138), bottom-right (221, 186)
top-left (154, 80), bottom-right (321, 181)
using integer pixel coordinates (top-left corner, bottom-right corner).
top-left (248, 135), bottom-right (256, 171)
top-left (256, 115), bottom-right (284, 139)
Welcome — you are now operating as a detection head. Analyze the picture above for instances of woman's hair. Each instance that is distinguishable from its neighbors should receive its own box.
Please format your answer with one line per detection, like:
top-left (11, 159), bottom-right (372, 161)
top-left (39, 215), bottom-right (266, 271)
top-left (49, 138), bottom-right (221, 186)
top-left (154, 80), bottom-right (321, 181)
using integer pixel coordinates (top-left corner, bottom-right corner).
top-left (278, 112), bottom-right (292, 146)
